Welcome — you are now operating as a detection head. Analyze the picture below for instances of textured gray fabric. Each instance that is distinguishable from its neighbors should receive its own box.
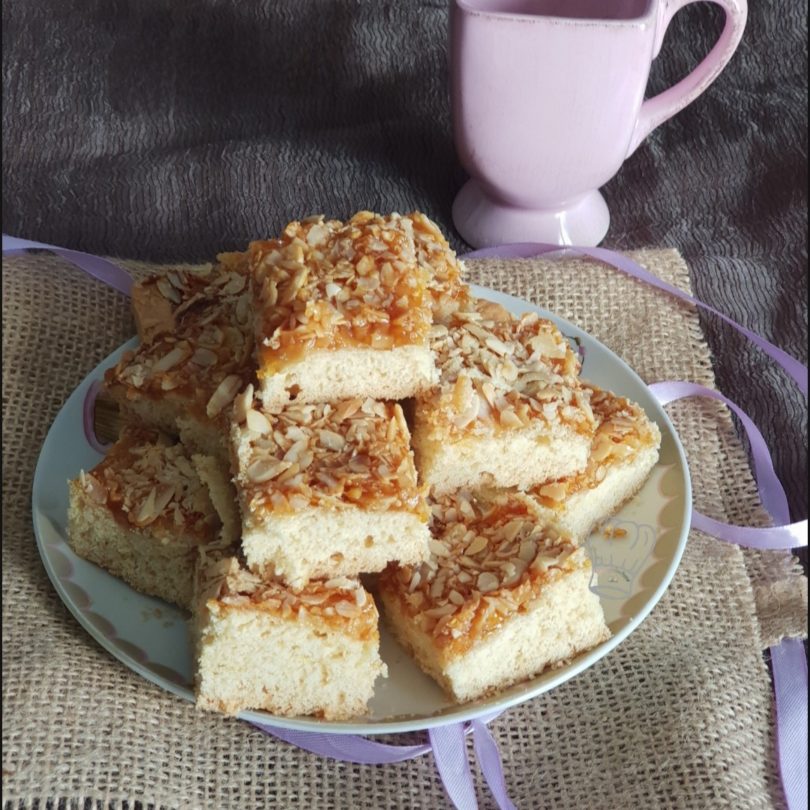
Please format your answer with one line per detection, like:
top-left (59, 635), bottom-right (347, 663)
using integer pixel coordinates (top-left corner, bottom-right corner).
top-left (2, 1), bottom-right (806, 524)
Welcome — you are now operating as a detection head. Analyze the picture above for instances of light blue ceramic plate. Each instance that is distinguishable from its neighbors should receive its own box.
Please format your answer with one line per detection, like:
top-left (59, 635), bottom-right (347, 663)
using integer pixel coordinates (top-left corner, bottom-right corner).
top-left (32, 285), bottom-right (691, 734)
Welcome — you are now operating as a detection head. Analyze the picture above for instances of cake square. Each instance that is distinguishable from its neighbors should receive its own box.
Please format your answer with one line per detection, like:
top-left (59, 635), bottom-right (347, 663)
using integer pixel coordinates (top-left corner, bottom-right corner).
top-left (513, 384), bottom-right (662, 542)
top-left (104, 252), bottom-right (254, 460)
top-left (249, 211), bottom-right (436, 409)
top-left (129, 252), bottom-right (247, 345)
top-left (67, 426), bottom-right (236, 611)
top-left (192, 555), bottom-right (386, 719)
top-left (231, 390), bottom-right (431, 587)
top-left (378, 491), bottom-right (610, 703)
top-left (412, 306), bottom-right (596, 495)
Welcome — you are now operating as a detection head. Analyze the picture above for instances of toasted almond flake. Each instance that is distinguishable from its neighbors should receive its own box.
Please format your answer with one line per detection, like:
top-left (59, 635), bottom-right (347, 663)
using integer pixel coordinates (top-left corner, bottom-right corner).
top-left (498, 408), bottom-right (523, 428)
top-left (276, 462), bottom-right (301, 484)
top-left (324, 576), bottom-right (355, 590)
top-left (152, 344), bottom-right (190, 373)
top-left (206, 374), bottom-right (242, 417)
top-left (297, 450), bottom-right (314, 471)
top-left (306, 222), bottom-right (331, 247)
top-left (334, 600), bottom-right (361, 617)
top-left (318, 429), bottom-right (345, 451)
top-left (132, 487), bottom-right (159, 527)
top-left (81, 472), bottom-right (108, 504)
top-left (153, 483), bottom-right (175, 516)
top-left (356, 255), bottom-right (375, 275)
top-left (424, 603), bottom-right (457, 618)
top-left (246, 409), bottom-right (272, 434)
top-left (333, 398), bottom-right (362, 421)
top-left (465, 535), bottom-right (488, 556)
top-left (538, 481), bottom-right (567, 501)
top-left (477, 572), bottom-right (500, 593)
top-left (246, 458), bottom-right (288, 483)
top-left (429, 578), bottom-right (445, 599)
top-left (298, 592), bottom-right (329, 605)
top-left (221, 275), bottom-right (246, 295)
top-left (283, 439), bottom-right (309, 464)
top-left (485, 335), bottom-right (511, 356)
top-left (518, 539), bottom-right (537, 562)
top-left (452, 375), bottom-right (474, 411)
top-left (191, 347), bottom-right (218, 367)
top-left (157, 277), bottom-right (181, 303)
top-left (233, 384), bottom-right (254, 423)
top-left (429, 539), bottom-right (450, 557)
top-left (448, 589), bottom-right (465, 606)
top-left (531, 555), bottom-right (558, 572)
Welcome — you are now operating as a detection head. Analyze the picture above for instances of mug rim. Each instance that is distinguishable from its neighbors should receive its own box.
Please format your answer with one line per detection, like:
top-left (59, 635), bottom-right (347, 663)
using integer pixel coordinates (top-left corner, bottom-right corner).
top-left (454, 0), bottom-right (656, 26)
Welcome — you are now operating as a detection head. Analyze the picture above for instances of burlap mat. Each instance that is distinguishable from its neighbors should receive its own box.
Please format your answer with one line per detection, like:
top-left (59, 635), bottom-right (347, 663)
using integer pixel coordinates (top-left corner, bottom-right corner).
top-left (2, 249), bottom-right (806, 809)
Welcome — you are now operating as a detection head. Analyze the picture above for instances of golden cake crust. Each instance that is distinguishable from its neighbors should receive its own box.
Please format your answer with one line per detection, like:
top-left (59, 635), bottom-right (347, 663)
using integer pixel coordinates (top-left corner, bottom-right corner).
top-left (520, 384), bottom-right (661, 509)
top-left (418, 307), bottom-right (594, 440)
top-left (408, 210), bottom-right (470, 322)
top-left (197, 556), bottom-right (379, 641)
top-left (76, 425), bottom-right (221, 543)
top-left (104, 252), bottom-right (255, 426)
top-left (232, 390), bottom-right (429, 520)
top-left (250, 212), bottom-right (433, 376)
top-left (379, 492), bottom-right (579, 661)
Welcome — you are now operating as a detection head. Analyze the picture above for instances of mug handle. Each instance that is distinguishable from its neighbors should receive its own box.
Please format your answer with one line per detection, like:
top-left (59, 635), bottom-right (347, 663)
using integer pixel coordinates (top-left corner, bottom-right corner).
top-left (626, 0), bottom-right (748, 156)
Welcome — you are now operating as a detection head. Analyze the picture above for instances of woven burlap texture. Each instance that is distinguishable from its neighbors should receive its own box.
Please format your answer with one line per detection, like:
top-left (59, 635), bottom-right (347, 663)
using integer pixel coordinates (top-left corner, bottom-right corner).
top-left (2, 249), bottom-right (806, 810)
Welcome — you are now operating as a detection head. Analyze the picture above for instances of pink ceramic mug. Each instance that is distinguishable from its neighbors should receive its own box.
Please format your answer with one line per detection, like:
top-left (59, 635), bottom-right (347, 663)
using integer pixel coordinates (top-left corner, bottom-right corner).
top-left (450, 0), bottom-right (747, 247)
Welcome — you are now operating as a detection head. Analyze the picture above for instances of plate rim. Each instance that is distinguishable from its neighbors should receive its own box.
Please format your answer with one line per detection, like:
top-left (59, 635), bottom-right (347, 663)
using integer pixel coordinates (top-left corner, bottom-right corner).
top-left (32, 284), bottom-right (692, 735)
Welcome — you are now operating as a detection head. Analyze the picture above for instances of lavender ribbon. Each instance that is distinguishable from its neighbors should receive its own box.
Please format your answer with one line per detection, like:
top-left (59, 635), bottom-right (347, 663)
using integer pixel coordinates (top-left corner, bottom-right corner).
top-left (252, 711), bottom-right (514, 810)
top-left (6, 234), bottom-right (806, 810)
top-left (3, 234), bottom-right (133, 296)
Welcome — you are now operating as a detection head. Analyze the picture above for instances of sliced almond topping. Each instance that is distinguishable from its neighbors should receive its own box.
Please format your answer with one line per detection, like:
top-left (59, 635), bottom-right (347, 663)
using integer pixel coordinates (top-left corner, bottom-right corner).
top-left (538, 481), bottom-right (567, 501)
top-left (429, 539), bottom-right (450, 558)
top-left (318, 429), bottom-right (345, 451)
top-left (246, 458), bottom-right (288, 483)
top-left (156, 277), bottom-right (181, 304)
top-left (81, 472), bottom-right (108, 504)
top-left (152, 343), bottom-right (190, 374)
top-left (498, 408), bottom-right (523, 429)
top-left (324, 576), bottom-right (355, 590)
top-left (221, 274), bottom-right (246, 295)
top-left (447, 589), bottom-right (465, 606)
top-left (465, 534), bottom-right (489, 556)
top-left (192, 347), bottom-right (218, 367)
top-left (334, 600), bottom-right (361, 617)
top-left (423, 603), bottom-right (457, 618)
top-left (246, 409), bottom-right (272, 434)
top-left (233, 384), bottom-right (254, 424)
top-left (477, 572), bottom-right (500, 593)
top-left (206, 374), bottom-right (242, 417)
top-left (132, 487), bottom-right (159, 527)
top-left (298, 592), bottom-right (329, 605)
top-left (518, 539), bottom-right (537, 562)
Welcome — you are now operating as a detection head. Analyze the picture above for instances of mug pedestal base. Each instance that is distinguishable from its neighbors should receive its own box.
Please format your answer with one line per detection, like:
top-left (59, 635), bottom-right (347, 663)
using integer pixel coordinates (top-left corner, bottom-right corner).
top-left (451, 180), bottom-right (610, 248)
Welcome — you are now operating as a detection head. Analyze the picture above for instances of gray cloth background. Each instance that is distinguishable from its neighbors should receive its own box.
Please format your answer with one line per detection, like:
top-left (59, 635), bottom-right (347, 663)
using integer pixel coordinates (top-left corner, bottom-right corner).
top-left (2, 4), bottom-right (806, 524)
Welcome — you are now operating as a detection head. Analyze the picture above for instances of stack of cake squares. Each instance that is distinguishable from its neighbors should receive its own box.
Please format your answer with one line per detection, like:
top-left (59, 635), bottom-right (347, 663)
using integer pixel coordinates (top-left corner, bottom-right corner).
top-left (67, 210), bottom-right (661, 719)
